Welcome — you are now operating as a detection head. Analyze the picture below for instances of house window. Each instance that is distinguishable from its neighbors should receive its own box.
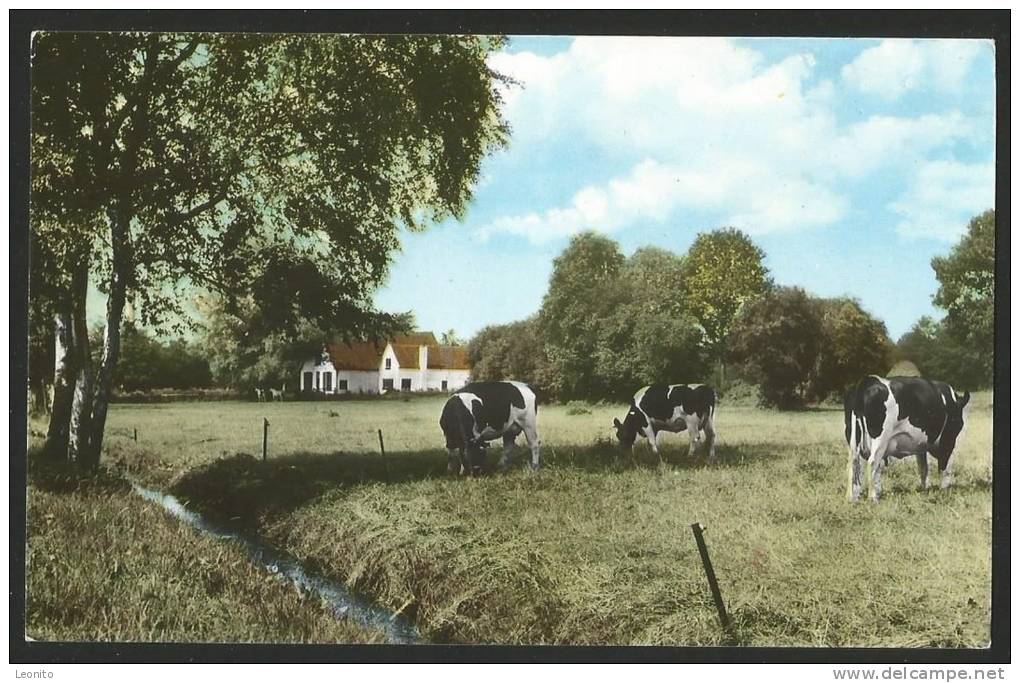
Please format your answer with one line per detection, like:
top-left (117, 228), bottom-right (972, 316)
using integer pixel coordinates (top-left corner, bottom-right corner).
top-left (382, 378), bottom-right (394, 391)
top-left (303, 372), bottom-right (313, 391)
top-left (323, 373), bottom-right (333, 392)
top-left (385, 358), bottom-right (392, 370)
top-left (338, 379), bottom-right (348, 391)
top-left (441, 380), bottom-right (448, 391)
top-left (315, 372), bottom-right (321, 390)
top-left (401, 378), bottom-right (412, 391)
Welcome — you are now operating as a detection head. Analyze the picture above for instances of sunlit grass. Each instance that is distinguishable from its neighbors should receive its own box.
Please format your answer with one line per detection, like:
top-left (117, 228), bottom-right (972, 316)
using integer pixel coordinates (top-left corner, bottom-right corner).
top-left (28, 392), bottom-right (993, 645)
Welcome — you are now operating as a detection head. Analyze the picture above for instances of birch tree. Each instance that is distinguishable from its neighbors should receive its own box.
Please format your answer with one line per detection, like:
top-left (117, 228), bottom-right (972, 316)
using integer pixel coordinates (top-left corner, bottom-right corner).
top-left (31, 32), bottom-right (510, 469)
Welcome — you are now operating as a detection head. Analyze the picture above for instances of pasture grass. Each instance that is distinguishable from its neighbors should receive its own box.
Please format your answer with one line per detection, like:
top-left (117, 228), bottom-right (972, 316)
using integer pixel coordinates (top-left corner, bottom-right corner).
top-left (25, 456), bottom-right (384, 643)
top-left (28, 393), bottom-right (993, 646)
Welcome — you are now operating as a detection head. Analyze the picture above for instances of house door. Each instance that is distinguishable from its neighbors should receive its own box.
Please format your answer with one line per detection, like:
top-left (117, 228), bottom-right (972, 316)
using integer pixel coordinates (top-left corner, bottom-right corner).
top-left (303, 372), bottom-right (313, 391)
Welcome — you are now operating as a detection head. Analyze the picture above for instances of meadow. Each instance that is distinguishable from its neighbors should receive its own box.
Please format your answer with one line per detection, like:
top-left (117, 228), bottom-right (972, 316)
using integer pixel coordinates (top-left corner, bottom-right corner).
top-left (27, 392), bottom-right (993, 646)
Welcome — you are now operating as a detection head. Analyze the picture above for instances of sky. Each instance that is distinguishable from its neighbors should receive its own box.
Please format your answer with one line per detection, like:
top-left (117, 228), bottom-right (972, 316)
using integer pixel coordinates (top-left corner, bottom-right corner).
top-left (373, 36), bottom-right (996, 342)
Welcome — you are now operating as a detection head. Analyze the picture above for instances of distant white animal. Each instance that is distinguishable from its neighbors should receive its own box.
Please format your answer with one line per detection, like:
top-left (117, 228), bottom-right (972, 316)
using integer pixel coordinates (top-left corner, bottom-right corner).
top-left (270, 384), bottom-right (285, 402)
top-left (255, 388), bottom-right (265, 403)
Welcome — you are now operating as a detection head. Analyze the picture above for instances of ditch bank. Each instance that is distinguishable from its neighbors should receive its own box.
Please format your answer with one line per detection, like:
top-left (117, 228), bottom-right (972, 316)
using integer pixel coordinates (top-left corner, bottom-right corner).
top-left (131, 483), bottom-right (420, 645)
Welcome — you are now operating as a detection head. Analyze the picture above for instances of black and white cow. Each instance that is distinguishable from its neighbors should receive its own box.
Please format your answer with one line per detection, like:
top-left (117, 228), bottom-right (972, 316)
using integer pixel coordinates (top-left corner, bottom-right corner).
top-left (439, 381), bottom-right (541, 476)
top-left (613, 384), bottom-right (717, 463)
top-left (844, 375), bottom-right (971, 502)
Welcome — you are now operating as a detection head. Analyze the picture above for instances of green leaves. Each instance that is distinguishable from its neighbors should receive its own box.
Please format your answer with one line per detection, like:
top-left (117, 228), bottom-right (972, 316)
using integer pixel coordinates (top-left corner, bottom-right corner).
top-left (931, 209), bottom-right (994, 373)
top-left (32, 32), bottom-right (510, 334)
top-left (679, 228), bottom-right (771, 358)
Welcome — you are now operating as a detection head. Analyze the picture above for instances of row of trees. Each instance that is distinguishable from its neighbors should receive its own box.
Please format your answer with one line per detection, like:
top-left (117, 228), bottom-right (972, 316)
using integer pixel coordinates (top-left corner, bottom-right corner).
top-left (472, 209), bottom-right (995, 408)
top-left (470, 229), bottom-right (895, 408)
top-left (31, 32), bottom-right (510, 469)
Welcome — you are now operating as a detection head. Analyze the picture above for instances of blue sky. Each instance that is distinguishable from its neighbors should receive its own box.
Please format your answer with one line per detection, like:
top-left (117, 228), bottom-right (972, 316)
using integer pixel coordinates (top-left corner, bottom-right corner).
top-left (374, 36), bottom-right (995, 342)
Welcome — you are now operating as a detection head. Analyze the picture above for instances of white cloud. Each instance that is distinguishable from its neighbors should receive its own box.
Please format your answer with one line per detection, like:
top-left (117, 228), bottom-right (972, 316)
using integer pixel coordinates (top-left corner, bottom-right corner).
top-left (841, 39), bottom-right (985, 100)
top-left (890, 160), bottom-right (994, 241)
top-left (478, 158), bottom-right (848, 244)
top-left (481, 37), bottom-right (990, 245)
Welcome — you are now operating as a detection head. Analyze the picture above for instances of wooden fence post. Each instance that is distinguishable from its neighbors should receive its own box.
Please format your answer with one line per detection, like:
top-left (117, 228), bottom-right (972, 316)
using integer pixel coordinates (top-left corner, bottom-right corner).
top-left (378, 429), bottom-right (390, 482)
top-left (263, 418), bottom-right (269, 462)
top-left (133, 427), bottom-right (137, 443)
top-left (691, 522), bottom-right (730, 630)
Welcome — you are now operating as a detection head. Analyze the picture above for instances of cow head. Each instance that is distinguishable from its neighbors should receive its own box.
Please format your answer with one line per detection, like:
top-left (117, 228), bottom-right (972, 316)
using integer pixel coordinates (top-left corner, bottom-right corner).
top-left (465, 438), bottom-right (489, 476)
top-left (613, 407), bottom-right (643, 450)
top-left (937, 390), bottom-right (971, 462)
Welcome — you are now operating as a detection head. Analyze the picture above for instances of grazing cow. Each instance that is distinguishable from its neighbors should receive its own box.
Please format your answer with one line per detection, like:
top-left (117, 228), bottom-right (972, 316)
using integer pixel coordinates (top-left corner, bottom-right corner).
top-left (613, 384), bottom-right (717, 463)
top-left (439, 381), bottom-right (541, 476)
top-left (255, 388), bottom-right (265, 403)
top-left (844, 375), bottom-right (971, 502)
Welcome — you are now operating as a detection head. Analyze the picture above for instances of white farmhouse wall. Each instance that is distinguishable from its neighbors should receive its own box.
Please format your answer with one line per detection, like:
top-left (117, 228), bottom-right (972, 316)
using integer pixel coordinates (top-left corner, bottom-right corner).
top-left (301, 358), bottom-right (338, 393)
top-left (337, 370), bottom-right (378, 394)
top-left (424, 369), bottom-right (471, 392)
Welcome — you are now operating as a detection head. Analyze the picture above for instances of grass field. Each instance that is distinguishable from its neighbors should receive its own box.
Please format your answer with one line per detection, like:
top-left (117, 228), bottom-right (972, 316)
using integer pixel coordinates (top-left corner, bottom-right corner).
top-left (27, 392), bottom-right (993, 646)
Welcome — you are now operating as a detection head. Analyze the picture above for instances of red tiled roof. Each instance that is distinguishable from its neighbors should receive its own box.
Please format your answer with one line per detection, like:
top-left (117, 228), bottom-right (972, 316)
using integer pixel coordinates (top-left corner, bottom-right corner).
top-left (392, 332), bottom-right (439, 347)
top-left (325, 341), bottom-right (386, 371)
top-left (391, 343), bottom-right (423, 369)
top-left (429, 345), bottom-right (471, 370)
top-left (324, 332), bottom-right (470, 372)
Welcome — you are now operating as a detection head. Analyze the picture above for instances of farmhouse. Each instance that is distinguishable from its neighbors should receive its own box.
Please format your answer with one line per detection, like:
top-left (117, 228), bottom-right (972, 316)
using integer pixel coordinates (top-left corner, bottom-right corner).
top-left (299, 332), bottom-right (471, 395)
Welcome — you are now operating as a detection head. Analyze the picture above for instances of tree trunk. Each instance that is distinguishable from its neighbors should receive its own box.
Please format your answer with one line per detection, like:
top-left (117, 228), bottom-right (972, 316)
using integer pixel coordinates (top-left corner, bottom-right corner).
top-left (80, 209), bottom-right (132, 469)
top-left (43, 309), bottom-right (75, 459)
top-left (66, 261), bottom-right (94, 467)
top-left (81, 274), bottom-right (126, 469)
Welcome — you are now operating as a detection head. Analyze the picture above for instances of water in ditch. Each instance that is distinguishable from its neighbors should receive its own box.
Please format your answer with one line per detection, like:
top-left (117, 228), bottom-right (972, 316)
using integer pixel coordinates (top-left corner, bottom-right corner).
top-left (131, 483), bottom-right (420, 645)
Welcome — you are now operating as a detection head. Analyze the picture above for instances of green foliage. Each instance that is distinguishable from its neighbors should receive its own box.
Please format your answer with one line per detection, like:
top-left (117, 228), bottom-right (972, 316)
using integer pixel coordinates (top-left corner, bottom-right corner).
top-left (534, 233), bottom-right (707, 401)
top-left (440, 329), bottom-right (464, 346)
top-left (895, 316), bottom-right (989, 389)
top-left (468, 316), bottom-right (556, 398)
top-left (728, 287), bottom-right (823, 409)
top-left (811, 298), bottom-right (893, 401)
top-left (930, 209), bottom-right (995, 383)
top-left (680, 228), bottom-right (772, 358)
top-left (538, 233), bottom-right (627, 400)
top-left (114, 323), bottom-right (212, 391)
top-left (32, 32), bottom-right (511, 333)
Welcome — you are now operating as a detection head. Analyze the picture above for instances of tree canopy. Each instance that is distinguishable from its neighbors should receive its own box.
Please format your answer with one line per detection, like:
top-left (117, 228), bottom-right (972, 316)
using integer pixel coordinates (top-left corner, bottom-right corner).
top-left (32, 32), bottom-right (510, 466)
top-left (931, 209), bottom-right (994, 380)
top-left (679, 228), bottom-right (771, 359)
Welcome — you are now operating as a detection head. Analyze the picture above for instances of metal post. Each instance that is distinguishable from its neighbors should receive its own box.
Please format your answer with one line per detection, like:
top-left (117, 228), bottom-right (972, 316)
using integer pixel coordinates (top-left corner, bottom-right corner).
top-left (263, 418), bottom-right (269, 462)
top-left (691, 522), bottom-right (729, 629)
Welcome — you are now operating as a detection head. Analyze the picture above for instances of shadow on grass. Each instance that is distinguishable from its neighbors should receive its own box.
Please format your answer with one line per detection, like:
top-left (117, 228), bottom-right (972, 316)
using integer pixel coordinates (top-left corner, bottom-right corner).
top-left (171, 450), bottom-right (453, 529)
top-left (170, 440), bottom-right (789, 530)
top-left (27, 448), bottom-right (130, 496)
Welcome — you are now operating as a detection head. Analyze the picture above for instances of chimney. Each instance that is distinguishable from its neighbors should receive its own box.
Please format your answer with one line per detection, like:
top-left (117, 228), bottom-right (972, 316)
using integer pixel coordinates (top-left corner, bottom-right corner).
top-left (418, 344), bottom-right (428, 391)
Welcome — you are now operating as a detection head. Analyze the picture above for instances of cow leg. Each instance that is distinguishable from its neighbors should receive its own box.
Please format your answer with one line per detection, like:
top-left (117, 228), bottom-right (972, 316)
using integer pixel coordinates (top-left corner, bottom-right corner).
top-left (939, 451), bottom-right (956, 490)
top-left (867, 437), bottom-right (889, 502)
top-left (645, 425), bottom-right (662, 465)
top-left (499, 426), bottom-right (522, 472)
top-left (916, 452), bottom-right (930, 490)
top-left (684, 415), bottom-right (701, 458)
top-left (521, 423), bottom-right (541, 471)
top-left (702, 411), bottom-right (717, 461)
top-left (447, 448), bottom-right (461, 474)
